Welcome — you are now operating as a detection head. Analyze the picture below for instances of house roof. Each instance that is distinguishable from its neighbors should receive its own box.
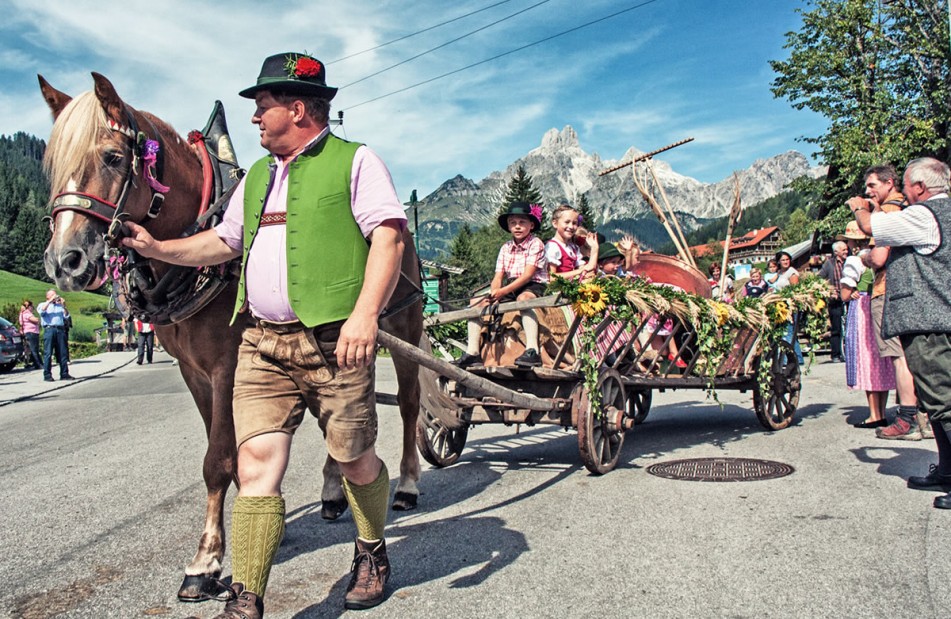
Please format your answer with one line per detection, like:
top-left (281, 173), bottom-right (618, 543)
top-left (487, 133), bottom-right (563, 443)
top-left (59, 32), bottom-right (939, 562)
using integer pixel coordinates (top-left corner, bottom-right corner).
top-left (689, 226), bottom-right (780, 258)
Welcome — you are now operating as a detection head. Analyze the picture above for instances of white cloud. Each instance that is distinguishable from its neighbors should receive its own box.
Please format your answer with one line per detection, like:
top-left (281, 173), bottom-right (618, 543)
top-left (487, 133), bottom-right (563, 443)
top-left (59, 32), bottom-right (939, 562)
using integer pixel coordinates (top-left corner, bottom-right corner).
top-left (1, 0), bottom-right (826, 195)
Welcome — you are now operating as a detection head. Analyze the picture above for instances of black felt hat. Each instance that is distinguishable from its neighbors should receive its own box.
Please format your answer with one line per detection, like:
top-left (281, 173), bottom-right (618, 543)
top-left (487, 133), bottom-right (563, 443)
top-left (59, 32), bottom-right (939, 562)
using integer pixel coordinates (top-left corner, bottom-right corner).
top-left (597, 242), bottom-right (623, 262)
top-left (239, 52), bottom-right (338, 100)
top-left (498, 201), bottom-right (542, 231)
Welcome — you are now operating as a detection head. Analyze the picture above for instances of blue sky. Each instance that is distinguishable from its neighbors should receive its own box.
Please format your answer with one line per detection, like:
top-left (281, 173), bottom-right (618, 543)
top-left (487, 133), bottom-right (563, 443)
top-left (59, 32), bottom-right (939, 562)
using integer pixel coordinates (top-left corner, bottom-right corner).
top-left (0, 0), bottom-right (827, 202)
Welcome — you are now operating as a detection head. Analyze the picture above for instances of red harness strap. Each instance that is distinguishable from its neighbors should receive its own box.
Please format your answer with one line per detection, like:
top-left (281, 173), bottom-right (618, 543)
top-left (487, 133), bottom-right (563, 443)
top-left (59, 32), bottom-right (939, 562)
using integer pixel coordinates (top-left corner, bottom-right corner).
top-left (187, 131), bottom-right (214, 218)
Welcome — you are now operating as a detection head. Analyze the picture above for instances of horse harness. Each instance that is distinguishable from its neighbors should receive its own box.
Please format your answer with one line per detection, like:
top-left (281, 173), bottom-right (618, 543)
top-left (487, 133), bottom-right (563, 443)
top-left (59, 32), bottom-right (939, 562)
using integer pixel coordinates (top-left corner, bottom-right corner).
top-left (48, 107), bottom-right (170, 230)
top-left (47, 103), bottom-right (244, 326)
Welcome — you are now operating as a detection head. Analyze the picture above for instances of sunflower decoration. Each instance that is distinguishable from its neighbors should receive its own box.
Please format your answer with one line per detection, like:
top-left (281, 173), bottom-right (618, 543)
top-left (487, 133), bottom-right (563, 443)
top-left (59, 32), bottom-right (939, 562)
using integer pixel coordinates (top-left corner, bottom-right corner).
top-left (814, 298), bottom-right (826, 313)
top-left (711, 301), bottom-right (732, 327)
top-left (767, 299), bottom-right (792, 326)
top-left (573, 282), bottom-right (609, 318)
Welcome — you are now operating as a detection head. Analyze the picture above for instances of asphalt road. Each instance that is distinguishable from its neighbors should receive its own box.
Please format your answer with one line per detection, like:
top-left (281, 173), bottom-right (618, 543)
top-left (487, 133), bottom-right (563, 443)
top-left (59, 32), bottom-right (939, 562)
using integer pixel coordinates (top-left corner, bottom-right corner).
top-left (1, 354), bottom-right (949, 618)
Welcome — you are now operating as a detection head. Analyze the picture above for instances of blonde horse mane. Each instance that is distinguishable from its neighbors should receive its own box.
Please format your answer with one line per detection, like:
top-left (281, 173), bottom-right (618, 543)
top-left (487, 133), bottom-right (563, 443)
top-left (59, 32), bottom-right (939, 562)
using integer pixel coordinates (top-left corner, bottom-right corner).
top-left (43, 92), bottom-right (115, 197)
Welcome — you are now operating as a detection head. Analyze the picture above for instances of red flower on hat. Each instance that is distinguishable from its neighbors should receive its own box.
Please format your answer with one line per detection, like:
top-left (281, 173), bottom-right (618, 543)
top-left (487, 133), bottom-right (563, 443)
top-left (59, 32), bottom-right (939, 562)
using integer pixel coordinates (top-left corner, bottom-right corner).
top-left (530, 204), bottom-right (543, 221)
top-left (294, 57), bottom-right (322, 78)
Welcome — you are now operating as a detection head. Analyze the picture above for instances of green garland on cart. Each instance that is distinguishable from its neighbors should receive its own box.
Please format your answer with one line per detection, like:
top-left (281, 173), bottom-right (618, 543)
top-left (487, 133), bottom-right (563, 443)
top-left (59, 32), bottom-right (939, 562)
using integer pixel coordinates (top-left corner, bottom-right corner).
top-left (548, 273), bottom-right (831, 417)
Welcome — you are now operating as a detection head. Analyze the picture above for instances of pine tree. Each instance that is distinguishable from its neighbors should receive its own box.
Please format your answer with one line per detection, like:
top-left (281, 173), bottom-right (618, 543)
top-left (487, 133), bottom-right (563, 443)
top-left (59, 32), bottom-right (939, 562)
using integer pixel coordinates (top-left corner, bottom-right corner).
top-left (445, 224), bottom-right (481, 301)
top-left (11, 192), bottom-right (48, 280)
top-left (500, 165), bottom-right (552, 238)
top-left (576, 193), bottom-right (596, 229)
top-left (501, 165), bottom-right (542, 211)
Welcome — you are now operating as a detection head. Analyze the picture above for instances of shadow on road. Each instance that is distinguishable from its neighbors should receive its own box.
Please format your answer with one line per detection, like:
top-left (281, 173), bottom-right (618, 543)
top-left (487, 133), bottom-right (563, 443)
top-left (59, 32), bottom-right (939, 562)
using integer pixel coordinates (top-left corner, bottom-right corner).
top-left (275, 395), bottom-right (832, 616)
top-left (851, 444), bottom-right (938, 482)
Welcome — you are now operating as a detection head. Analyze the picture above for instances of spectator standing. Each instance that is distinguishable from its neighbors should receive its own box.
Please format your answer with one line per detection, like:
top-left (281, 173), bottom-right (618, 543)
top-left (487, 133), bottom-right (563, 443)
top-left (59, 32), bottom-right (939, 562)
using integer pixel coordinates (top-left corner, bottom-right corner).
top-left (849, 157), bottom-right (951, 509)
top-left (37, 290), bottom-right (73, 382)
top-left (741, 267), bottom-right (769, 298)
top-left (707, 262), bottom-right (734, 301)
top-left (860, 165), bottom-right (925, 440)
top-left (772, 251), bottom-right (804, 364)
top-left (18, 299), bottom-right (42, 370)
top-left (837, 222), bottom-right (895, 427)
top-left (818, 241), bottom-right (848, 362)
top-left (135, 319), bottom-right (154, 365)
top-left (764, 258), bottom-right (781, 288)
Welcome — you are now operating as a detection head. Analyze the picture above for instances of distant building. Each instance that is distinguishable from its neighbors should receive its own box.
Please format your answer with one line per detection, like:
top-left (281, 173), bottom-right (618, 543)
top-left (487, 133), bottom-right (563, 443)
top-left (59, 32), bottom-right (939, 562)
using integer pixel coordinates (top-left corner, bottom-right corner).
top-left (689, 226), bottom-right (783, 266)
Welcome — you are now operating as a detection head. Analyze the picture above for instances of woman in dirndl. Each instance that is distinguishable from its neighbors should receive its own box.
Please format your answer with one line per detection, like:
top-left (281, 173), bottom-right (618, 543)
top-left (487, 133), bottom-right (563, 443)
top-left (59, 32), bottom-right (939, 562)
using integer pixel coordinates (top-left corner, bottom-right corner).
top-left (838, 221), bottom-right (895, 428)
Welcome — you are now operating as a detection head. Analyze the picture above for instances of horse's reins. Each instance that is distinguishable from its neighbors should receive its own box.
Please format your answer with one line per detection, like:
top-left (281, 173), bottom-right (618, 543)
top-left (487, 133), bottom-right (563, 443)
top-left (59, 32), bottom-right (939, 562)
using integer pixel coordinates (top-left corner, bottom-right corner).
top-left (47, 106), bottom-right (169, 236)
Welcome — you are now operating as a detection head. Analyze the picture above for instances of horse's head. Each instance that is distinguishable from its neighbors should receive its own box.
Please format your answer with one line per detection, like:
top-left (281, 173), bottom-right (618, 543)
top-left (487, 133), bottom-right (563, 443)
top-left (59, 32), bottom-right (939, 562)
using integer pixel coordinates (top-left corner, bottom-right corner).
top-left (39, 73), bottom-right (185, 291)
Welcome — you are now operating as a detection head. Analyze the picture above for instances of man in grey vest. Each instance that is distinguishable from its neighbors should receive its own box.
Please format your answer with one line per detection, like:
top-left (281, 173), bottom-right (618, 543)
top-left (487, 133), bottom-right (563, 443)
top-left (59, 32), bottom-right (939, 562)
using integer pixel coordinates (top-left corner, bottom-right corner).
top-left (849, 157), bottom-right (951, 509)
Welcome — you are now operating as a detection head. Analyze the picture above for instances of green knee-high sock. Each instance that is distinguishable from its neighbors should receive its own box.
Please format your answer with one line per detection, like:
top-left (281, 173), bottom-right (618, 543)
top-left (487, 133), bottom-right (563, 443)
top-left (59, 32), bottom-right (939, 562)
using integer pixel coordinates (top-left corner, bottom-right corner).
top-left (342, 462), bottom-right (389, 541)
top-left (231, 496), bottom-right (285, 597)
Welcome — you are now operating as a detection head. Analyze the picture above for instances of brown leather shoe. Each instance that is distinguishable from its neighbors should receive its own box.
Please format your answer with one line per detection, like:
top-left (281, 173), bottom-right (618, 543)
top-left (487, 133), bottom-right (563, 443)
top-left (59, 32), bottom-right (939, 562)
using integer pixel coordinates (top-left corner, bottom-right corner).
top-left (344, 538), bottom-right (390, 610)
top-left (212, 583), bottom-right (263, 619)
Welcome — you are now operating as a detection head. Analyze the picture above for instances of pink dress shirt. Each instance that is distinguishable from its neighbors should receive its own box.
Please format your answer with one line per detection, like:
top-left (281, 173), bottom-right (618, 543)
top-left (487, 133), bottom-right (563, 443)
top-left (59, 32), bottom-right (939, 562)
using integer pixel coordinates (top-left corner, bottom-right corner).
top-left (215, 130), bottom-right (406, 322)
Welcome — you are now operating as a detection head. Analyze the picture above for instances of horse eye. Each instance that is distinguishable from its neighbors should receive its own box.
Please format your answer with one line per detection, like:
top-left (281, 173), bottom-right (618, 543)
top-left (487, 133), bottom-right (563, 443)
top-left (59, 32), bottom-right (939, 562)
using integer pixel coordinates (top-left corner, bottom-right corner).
top-left (103, 149), bottom-right (124, 167)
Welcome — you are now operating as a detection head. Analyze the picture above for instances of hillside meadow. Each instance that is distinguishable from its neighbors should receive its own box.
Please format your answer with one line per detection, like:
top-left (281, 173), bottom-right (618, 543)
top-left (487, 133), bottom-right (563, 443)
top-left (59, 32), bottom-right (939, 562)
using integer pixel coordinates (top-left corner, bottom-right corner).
top-left (0, 269), bottom-right (114, 354)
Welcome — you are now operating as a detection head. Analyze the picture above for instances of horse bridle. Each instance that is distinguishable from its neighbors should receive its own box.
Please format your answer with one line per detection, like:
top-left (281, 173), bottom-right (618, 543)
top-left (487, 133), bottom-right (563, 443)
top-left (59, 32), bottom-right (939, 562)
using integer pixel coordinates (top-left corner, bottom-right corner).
top-left (48, 106), bottom-right (169, 236)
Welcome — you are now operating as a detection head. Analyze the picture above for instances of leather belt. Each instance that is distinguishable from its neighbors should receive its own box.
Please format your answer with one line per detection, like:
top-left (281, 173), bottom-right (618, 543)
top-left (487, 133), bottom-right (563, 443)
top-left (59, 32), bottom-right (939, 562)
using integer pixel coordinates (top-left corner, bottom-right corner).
top-left (255, 317), bottom-right (307, 334)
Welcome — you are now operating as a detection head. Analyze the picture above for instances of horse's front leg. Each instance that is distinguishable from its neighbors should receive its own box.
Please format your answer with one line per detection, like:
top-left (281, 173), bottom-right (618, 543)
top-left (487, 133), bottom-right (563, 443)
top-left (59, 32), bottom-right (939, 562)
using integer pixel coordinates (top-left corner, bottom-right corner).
top-left (321, 456), bottom-right (349, 520)
top-left (177, 369), bottom-right (236, 602)
top-left (391, 354), bottom-right (421, 511)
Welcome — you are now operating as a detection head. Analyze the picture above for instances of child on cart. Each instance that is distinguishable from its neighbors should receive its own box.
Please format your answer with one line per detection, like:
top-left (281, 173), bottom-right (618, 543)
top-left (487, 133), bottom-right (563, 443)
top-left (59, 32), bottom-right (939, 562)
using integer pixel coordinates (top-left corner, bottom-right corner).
top-left (455, 202), bottom-right (550, 369)
top-left (546, 204), bottom-right (598, 279)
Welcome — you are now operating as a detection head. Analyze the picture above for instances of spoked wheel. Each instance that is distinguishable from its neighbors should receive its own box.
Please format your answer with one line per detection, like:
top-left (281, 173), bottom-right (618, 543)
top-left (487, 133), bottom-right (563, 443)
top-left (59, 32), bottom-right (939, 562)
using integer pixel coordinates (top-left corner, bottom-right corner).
top-left (626, 388), bottom-right (652, 425)
top-left (753, 340), bottom-right (801, 430)
top-left (577, 368), bottom-right (627, 474)
top-left (416, 407), bottom-right (469, 468)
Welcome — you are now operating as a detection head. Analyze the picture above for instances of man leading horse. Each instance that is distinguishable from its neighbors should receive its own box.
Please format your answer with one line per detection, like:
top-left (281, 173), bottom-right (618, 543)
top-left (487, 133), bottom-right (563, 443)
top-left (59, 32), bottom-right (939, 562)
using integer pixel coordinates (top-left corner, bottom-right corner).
top-left (122, 52), bottom-right (405, 616)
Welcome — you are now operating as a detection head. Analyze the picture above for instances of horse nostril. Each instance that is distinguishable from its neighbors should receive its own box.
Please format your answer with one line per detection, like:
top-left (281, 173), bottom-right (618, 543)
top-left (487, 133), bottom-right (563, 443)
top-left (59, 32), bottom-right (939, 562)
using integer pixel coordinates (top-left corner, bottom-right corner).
top-left (62, 249), bottom-right (87, 274)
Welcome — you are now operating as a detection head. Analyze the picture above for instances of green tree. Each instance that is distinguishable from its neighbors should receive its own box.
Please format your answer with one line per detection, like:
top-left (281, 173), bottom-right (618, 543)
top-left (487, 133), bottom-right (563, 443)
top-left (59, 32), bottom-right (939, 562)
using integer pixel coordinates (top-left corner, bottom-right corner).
top-left (445, 224), bottom-right (480, 302)
top-left (500, 165), bottom-right (552, 239)
top-left (501, 165), bottom-right (543, 209)
top-left (576, 193), bottom-right (596, 229)
top-left (10, 193), bottom-right (48, 280)
top-left (770, 0), bottom-right (950, 214)
top-left (781, 207), bottom-right (816, 245)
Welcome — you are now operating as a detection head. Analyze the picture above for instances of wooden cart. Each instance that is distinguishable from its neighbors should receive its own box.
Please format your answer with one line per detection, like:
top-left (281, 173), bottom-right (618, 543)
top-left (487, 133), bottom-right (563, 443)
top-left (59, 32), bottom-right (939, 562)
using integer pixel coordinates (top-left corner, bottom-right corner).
top-left (388, 256), bottom-right (801, 475)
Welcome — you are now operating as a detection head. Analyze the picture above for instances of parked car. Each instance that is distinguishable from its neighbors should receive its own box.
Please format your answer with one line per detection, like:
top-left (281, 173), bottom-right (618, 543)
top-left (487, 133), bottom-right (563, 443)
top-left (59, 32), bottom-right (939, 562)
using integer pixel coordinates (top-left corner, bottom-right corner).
top-left (0, 317), bottom-right (24, 373)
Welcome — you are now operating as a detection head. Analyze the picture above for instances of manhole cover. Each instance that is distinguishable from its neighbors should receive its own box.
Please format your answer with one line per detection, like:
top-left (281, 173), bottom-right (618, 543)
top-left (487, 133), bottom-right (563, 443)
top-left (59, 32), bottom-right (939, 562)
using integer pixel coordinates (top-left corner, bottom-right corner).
top-left (646, 457), bottom-right (794, 482)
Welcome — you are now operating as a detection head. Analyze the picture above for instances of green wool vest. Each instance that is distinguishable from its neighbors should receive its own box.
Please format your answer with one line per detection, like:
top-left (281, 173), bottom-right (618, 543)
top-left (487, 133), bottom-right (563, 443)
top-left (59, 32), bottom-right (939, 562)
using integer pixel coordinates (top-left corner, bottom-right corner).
top-left (231, 134), bottom-right (367, 327)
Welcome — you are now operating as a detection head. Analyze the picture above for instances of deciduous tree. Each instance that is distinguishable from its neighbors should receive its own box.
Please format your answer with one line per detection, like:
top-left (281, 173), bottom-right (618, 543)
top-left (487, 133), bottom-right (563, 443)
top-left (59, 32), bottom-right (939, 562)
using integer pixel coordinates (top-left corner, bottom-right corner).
top-left (771, 0), bottom-right (950, 212)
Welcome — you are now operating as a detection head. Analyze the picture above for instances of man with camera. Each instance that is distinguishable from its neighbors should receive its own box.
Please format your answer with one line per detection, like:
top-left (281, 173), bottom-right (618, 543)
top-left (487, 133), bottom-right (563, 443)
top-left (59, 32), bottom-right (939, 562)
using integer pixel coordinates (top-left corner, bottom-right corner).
top-left (37, 289), bottom-right (73, 382)
top-left (849, 157), bottom-right (951, 508)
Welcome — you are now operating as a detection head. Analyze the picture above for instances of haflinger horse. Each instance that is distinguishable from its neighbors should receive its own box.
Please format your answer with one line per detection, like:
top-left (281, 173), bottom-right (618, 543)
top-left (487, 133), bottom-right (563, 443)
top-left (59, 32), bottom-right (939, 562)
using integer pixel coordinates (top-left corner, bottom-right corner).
top-left (38, 72), bottom-right (437, 602)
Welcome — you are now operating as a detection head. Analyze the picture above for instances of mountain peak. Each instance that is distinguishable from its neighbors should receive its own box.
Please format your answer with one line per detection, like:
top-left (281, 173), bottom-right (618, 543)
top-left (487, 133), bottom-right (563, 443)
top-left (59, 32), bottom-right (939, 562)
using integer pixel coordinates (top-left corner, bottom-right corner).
top-left (539, 125), bottom-right (579, 150)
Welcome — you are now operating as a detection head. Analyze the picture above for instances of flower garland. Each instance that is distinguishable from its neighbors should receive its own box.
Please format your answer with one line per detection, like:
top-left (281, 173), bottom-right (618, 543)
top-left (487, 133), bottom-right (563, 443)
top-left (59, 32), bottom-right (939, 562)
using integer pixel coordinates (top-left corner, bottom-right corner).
top-left (549, 273), bottom-right (831, 417)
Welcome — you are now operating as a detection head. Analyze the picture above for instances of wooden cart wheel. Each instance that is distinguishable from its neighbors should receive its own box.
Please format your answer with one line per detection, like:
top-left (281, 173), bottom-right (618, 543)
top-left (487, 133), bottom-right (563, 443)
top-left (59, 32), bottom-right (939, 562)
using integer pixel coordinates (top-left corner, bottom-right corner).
top-left (626, 389), bottom-right (652, 425)
top-left (416, 407), bottom-right (469, 468)
top-left (577, 368), bottom-right (627, 474)
top-left (753, 340), bottom-right (801, 431)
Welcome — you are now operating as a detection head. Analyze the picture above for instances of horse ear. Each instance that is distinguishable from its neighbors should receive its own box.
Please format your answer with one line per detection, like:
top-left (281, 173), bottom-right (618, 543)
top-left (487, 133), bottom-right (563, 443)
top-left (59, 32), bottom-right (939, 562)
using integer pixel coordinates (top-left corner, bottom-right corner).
top-left (37, 74), bottom-right (72, 120)
top-left (91, 72), bottom-right (125, 123)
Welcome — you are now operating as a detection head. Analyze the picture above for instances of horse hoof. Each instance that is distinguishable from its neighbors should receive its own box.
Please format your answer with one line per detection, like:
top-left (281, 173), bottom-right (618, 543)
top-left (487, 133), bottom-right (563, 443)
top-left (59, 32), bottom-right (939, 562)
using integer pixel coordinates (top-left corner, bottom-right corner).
top-left (321, 499), bottom-right (349, 520)
top-left (177, 574), bottom-right (227, 603)
top-left (392, 491), bottom-right (418, 511)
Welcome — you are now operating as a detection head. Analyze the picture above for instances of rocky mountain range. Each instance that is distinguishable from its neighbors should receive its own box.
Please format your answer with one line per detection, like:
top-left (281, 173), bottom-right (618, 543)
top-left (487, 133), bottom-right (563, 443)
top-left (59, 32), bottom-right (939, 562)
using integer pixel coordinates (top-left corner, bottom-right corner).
top-left (414, 125), bottom-right (826, 258)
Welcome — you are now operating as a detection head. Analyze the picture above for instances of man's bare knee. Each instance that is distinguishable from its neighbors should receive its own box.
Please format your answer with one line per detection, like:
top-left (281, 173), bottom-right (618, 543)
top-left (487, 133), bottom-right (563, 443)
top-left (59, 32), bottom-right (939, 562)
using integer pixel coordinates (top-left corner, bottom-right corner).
top-left (237, 432), bottom-right (292, 495)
